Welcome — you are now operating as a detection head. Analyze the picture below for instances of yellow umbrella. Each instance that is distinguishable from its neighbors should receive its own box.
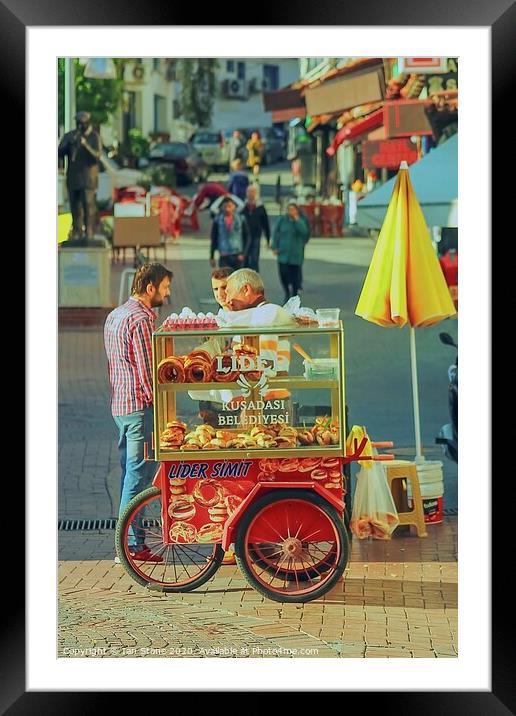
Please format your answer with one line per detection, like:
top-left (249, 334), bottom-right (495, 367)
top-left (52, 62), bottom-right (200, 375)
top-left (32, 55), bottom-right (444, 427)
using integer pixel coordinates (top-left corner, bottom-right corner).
top-left (355, 161), bottom-right (456, 460)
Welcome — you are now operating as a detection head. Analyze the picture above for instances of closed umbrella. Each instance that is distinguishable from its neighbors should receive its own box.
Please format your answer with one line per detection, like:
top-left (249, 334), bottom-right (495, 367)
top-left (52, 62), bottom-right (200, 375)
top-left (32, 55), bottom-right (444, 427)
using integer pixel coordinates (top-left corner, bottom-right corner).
top-left (355, 161), bottom-right (457, 461)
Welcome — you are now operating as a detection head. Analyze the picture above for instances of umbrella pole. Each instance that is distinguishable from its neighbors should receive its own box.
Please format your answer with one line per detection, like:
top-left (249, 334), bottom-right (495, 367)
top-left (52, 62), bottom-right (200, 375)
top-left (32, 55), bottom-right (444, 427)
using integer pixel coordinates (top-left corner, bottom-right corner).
top-left (410, 326), bottom-right (425, 463)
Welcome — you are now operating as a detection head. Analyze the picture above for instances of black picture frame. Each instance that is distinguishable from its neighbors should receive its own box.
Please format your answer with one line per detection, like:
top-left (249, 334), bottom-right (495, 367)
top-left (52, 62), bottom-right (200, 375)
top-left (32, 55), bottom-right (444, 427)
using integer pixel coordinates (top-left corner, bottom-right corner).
top-left (8, 0), bottom-right (504, 708)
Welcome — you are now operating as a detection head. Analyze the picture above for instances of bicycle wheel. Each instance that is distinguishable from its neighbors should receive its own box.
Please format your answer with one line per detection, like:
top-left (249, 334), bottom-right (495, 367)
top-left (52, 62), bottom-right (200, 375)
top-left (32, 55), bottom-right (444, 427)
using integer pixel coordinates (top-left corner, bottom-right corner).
top-left (115, 486), bottom-right (224, 592)
top-left (235, 489), bottom-right (349, 603)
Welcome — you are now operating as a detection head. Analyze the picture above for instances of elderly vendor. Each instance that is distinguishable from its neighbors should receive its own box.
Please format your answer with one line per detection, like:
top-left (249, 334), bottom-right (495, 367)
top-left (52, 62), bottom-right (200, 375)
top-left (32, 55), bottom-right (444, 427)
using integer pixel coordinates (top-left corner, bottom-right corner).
top-left (221, 268), bottom-right (297, 327)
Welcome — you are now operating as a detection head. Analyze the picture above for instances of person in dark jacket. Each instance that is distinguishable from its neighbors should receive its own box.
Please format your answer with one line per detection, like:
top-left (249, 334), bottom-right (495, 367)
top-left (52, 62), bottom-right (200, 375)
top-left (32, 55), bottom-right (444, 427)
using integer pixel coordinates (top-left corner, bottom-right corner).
top-left (58, 111), bottom-right (101, 240)
top-left (242, 184), bottom-right (270, 272)
top-left (210, 197), bottom-right (250, 270)
top-left (227, 159), bottom-right (249, 201)
top-left (271, 203), bottom-right (310, 303)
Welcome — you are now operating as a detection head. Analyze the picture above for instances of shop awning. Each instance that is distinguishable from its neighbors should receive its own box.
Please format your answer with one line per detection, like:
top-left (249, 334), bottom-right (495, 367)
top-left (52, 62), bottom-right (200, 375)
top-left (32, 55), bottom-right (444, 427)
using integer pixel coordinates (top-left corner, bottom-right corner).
top-left (272, 107), bottom-right (306, 123)
top-left (356, 133), bottom-right (458, 229)
top-left (263, 86), bottom-right (305, 113)
top-left (326, 109), bottom-right (384, 155)
top-left (304, 64), bottom-right (385, 117)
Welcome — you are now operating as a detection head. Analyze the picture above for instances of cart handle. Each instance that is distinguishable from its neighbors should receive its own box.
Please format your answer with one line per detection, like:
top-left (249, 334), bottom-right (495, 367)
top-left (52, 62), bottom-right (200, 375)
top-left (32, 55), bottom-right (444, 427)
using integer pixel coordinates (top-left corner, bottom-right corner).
top-left (348, 437), bottom-right (395, 462)
top-left (371, 441), bottom-right (394, 448)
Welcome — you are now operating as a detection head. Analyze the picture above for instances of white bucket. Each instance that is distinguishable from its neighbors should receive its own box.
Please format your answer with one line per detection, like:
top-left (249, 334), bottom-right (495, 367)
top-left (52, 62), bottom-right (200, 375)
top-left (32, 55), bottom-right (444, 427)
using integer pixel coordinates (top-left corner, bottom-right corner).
top-left (408, 460), bottom-right (444, 524)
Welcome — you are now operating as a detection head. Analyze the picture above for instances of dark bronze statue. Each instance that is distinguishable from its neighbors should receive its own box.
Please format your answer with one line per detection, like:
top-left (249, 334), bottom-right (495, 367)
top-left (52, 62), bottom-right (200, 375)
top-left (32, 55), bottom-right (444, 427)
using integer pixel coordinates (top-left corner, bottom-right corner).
top-left (58, 111), bottom-right (101, 240)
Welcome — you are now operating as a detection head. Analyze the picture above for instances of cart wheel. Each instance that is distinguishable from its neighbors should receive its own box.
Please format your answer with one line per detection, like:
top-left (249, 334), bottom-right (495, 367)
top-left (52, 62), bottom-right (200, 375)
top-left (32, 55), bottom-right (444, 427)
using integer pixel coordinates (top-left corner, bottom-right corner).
top-left (115, 486), bottom-right (224, 592)
top-left (249, 542), bottom-right (338, 582)
top-left (235, 489), bottom-right (349, 603)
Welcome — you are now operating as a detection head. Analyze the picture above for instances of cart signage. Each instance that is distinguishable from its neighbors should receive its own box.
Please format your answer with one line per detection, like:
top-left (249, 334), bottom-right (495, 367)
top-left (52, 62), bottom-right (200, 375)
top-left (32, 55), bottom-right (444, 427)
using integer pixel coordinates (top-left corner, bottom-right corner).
top-left (168, 460), bottom-right (254, 479)
top-left (214, 353), bottom-right (278, 376)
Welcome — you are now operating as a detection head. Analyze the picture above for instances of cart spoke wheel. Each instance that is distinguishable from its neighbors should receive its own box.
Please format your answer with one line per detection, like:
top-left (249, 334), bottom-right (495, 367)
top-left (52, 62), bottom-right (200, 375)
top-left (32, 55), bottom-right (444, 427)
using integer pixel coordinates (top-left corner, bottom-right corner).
top-left (235, 489), bottom-right (349, 603)
top-left (115, 487), bottom-right (224, 592)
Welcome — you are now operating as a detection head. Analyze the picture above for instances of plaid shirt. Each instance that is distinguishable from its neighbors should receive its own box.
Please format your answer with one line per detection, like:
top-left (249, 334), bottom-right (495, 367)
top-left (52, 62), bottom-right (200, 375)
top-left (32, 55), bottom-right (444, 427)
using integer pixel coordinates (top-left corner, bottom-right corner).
top-left (104, 297), bottom-right (156, 416)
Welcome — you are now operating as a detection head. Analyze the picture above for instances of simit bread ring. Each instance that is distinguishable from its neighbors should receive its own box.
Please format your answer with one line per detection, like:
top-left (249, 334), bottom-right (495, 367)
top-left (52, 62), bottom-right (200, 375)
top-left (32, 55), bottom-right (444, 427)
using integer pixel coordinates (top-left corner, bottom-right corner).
top-left (187, 349), bottom-right (213, 364)
top-left (184, 357), bottom-right (212, 383)
top-left (298, 457), bottom-right (322, 472)
top-left (197, 523), bottom-right (223, 543)
top-left (212, 354), bottom-right (239, 382)
top-left (278, 458), bottom-right (299, 472)
top-left (157, 357), bottom-right (185, 384)
top-left (224, 495), bottom-right (243, 514)
top-left (169, 521), bottom-right (197, 543)
top-left (321, 458), bottom-right (340, 470)
top-left (168, 499), bottom-right (196, 521)
top-left (297, 430), bottom-right (315, 446)
top-left (193, 479), bottom-right (224, 507)
top-left (311, 469), bottom-right (328, 481)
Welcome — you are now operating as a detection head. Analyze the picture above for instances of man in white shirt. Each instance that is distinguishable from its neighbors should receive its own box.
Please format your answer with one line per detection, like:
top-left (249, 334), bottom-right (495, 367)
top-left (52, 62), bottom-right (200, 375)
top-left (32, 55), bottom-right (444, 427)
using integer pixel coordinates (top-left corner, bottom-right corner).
top-left (220, 268), bottom-right (297, 328)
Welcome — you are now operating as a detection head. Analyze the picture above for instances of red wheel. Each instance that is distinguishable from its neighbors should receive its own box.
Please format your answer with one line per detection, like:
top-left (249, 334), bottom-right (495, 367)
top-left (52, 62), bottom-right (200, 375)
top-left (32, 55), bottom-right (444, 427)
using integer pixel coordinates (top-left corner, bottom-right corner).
top-left (115, 487), bottom-right (224, 592)
top-left (249, 542), bottom-right (338, 581)
top-left (235, 489), bottom-right (349, 603)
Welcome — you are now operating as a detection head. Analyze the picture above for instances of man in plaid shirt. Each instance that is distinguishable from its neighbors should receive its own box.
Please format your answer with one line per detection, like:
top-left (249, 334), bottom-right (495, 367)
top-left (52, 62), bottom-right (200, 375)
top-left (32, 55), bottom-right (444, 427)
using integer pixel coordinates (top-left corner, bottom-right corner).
top-left (104, 263), bottom-right (172, 562)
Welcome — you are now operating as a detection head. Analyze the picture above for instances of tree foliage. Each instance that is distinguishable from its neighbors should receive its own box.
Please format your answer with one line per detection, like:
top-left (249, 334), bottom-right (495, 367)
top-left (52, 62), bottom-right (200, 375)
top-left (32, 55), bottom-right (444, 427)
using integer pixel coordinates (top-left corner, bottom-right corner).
top-left (58, 58), bottom-right (128, 129)
top-left (176, 59), bottom-right (218, 128)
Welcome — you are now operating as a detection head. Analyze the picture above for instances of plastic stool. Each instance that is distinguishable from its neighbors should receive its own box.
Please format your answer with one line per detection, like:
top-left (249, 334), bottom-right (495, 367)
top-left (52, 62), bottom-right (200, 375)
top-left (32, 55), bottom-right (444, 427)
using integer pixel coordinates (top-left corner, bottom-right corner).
top-left (385, 460), bottom-right (428, 537)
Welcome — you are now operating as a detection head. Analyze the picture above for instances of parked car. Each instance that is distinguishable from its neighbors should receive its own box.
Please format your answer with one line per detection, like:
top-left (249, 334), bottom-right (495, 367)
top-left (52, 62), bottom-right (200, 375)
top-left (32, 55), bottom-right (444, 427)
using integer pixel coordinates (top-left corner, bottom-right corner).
top-left (189, 131), bottom-right (229, 171)
top-left (146, 142), bottom-right (209, 185)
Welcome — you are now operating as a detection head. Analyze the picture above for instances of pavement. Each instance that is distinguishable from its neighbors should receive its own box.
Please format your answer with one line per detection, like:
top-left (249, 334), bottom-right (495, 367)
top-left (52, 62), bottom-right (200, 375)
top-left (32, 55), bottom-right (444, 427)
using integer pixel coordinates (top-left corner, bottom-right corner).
top-left (58, 161), bottom-right (458, 658)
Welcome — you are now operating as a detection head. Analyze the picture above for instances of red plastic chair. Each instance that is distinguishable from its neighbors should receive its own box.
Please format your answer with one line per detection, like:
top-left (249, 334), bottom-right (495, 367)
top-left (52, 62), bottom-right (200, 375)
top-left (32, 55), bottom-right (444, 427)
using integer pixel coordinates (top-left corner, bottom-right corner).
top-left (320, 205), bottom-right (344, 237)
top-left (298, 204), bottom-right (321, 236)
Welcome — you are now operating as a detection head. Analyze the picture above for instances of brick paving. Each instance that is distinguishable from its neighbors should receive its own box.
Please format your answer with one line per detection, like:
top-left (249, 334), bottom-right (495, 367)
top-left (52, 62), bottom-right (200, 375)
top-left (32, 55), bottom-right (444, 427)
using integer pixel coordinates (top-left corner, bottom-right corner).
top-left (58, 520), bottom-right (457, 658)
top-left (58, 221), bottom-right (458, 658)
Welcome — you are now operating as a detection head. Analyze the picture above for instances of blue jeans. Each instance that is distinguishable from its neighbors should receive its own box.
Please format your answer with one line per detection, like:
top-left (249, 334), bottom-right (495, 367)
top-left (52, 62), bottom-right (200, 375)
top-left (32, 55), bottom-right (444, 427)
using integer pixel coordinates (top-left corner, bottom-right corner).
top-left (113, 407), bottom-right (156, 549)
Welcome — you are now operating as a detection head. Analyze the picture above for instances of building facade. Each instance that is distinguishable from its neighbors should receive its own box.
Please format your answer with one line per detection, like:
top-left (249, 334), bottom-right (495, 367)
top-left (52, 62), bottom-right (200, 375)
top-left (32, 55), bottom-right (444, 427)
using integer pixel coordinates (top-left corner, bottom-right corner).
top-left (113, 58), bottom-right (300, 144)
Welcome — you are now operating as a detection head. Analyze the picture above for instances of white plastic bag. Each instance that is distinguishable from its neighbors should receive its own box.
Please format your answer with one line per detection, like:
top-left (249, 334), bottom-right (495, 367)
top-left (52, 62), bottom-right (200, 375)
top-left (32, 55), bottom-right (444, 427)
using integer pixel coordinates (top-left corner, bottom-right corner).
top-left (350, 454), bottom-right (399, 540)
top-left (283, 296), bottom-right (318, 325)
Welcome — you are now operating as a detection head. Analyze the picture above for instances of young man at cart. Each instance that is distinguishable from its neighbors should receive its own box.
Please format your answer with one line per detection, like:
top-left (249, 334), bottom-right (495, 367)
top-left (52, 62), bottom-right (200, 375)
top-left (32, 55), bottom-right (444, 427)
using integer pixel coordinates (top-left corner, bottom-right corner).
top-left (104, 263), bottom-right (172, 563)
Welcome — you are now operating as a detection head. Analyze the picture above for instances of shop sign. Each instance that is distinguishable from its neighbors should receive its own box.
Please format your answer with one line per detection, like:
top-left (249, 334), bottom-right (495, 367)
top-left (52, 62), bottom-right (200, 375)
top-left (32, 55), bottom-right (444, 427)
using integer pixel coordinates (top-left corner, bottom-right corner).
top-left (384, 100), bottom-right (433, 138)
top-left (425, 58), bottom-right (458, 95)
top-left (362, 138), bottom-right (419, 170)
top-left (63, 264), bottom-right (98, 285)
top-left (398, 57), bottom-right (448, 73)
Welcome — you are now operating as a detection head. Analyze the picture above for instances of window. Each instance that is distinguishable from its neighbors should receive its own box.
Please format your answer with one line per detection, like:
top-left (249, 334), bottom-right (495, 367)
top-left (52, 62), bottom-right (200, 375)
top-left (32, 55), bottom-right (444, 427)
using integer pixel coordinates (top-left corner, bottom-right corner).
top-left (153, 58), bottom-right (161, 72)
top-left (263, 64), bottom-right (279, 90)
top-left (237, 61), bottom-right (246, 80)
top-left (172, 98), bottom-right (181, 119)
top-left (153, 95), bottom-right (167, 133)
top-left (226, 60), bottom-right (235, 72)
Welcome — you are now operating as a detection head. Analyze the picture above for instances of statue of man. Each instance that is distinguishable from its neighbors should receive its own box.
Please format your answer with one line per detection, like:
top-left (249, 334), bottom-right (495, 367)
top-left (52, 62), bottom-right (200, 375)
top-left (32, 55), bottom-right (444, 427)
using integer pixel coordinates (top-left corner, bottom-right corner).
top-left (58, 111), bottom-right (101, 240)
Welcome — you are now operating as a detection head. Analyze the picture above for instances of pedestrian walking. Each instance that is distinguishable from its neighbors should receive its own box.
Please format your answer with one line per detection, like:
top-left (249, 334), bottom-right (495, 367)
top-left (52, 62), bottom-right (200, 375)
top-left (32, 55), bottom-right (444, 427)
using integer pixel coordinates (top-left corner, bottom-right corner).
top-left (188, 181), bottom-right (227, 212)
top-left (58, 111), bottom-right (102, 240)
top-left (210, 196), bottom-right (250, 270)
top-left (104, 263), bottom-right (172, 562)
top-left (227, 159), bottom-right (250, 202)
top-left (271, 203), bottom-right (310, 303)
top-left (246, 131), bottom-right (264, 178)
top-left (242, 184), bottom-right (270, 272)
top-left (228, 129), bottom-right (246, 164)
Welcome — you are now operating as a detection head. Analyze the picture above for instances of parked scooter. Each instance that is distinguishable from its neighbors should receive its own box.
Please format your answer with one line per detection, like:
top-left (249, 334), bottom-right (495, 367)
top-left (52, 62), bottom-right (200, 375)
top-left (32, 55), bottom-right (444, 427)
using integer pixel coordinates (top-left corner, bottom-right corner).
top-left (435, 332), bottom-right (458, 463)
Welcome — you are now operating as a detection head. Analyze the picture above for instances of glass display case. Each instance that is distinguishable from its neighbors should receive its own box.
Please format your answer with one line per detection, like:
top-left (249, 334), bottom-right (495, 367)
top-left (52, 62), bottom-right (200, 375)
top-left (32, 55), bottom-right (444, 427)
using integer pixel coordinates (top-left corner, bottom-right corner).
top-left (152, 322), bottom-right (346, 461)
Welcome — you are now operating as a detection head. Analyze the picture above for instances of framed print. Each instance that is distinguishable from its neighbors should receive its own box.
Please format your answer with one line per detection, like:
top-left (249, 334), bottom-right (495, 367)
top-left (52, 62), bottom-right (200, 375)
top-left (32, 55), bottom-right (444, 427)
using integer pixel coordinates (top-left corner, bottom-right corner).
top-left (6, 0), bottom-right (504, 706)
